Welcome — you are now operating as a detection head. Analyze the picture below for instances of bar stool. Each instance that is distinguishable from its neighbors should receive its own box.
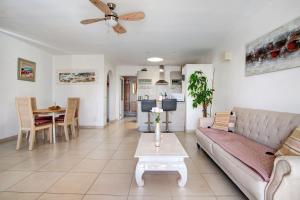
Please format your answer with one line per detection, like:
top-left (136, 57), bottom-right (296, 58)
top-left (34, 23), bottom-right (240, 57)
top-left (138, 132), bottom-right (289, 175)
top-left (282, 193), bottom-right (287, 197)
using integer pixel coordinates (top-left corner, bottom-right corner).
top-left (141, 100), bottom-right (157, 132)
top-left (162, 99), bottom-right (177, 132)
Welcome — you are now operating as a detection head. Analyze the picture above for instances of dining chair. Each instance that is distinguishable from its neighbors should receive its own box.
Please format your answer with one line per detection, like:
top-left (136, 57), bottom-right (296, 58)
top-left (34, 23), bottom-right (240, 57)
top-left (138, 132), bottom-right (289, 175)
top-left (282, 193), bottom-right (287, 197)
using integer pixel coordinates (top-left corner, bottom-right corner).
top-left (16, 97), bottom-right (52, 151)
top-left (56, 98), bottom-right (77, 141)
top-left (31, 97), bottom-right (37, 111)
top-left (31, 97), bottom-right (52, 120)
top-left (68, 97), bottom-right (80, 134)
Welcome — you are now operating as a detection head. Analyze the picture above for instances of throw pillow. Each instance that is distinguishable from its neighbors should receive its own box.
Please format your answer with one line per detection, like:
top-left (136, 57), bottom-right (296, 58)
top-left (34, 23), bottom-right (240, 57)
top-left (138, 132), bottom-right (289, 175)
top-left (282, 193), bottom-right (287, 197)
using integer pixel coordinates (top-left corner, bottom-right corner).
top-left (275, 127), bottom-right (300, 156)
top-left (212, 112), bottom-right (231, 131)
top-left (228, 112), bottom-right (236, 132)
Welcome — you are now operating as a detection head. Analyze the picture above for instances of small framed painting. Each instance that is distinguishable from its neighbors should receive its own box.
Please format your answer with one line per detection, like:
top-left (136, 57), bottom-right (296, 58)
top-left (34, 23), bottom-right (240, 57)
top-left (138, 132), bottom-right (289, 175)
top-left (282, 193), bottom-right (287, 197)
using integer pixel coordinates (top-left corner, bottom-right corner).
top-left (57, 69), bottom-right (97, 84)
top-left (17, 58), bottom-right (36, 82)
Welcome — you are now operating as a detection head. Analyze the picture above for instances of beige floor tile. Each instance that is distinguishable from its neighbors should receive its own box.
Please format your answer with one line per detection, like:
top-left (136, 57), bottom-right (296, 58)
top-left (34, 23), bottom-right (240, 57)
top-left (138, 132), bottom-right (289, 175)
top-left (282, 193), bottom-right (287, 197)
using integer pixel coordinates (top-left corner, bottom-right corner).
top-left (9, 158), bottom-right (52, 171)
top-left (0, 158), bottom-right (21, 172)
top-left (117, 144), bottom-right (137, 151)
top-left (128, 196), bottom-right (172, 200)
top-left (48, 172), bottom-right (98, 194)
top-left (38, 157), bottom-right (82, 172)
top-left (130, 174), bottom-right (172, 196)
top-left (173, 197), bottom-right (216, 200)
top-left (185, 159), bottom-right (201, 174)
top-left (0, 171), bottom-right (31, 191)
top-left (38, 193), bottom-right (83, 200)
top-left (87, 173), bottom-right (132, 195)
top-left (217, 196), bottom-right (247, 200)
top-left (168, 174), bottom-right (214, 196)
top-left (83, 195), bottom-right (127, 200)
top-left (0, 119), bottom-right (245, 199)
top-left (193, 158), bottom-right (220, 174)
top-left (112, 150), bottom-right (135, 159)
top-left (7, 172), bottom-right (64, 192)
top-left (202, 174), bottom-right (241, 196)
top-left (95, 143), bottom-right (120, 150)
top-left (63, 149), bottom-right (91, 158)
top-left (0, 192), bottom-right (41, 200)
top-left (103, 160), bottom-right (136, 173)
top-left (71, 159), bottom-right (108, 173)
top-left (86, 150), bottom-right (116, 160)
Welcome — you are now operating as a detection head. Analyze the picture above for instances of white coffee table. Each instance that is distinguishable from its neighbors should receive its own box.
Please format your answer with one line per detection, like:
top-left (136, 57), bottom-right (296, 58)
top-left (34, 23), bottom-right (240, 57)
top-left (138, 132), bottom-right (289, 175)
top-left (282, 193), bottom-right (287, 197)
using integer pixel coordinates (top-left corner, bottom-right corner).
top-left (134, 133), bottom-right (189, 187)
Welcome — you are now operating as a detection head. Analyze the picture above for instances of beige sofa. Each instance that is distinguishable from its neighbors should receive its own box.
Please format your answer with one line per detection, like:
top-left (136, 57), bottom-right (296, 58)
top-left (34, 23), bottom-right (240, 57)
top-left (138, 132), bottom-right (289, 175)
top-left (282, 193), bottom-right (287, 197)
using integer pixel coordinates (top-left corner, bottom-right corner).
top-left (195, 107), bottom-right (300, 200)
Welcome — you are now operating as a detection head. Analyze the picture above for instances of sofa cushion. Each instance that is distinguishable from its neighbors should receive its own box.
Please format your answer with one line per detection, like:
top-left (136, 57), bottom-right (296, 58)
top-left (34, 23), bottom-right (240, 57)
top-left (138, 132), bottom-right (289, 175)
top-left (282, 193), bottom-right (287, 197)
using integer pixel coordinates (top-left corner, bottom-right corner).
top-left (200, 127), bottom-right (275, 181)
top-left (35, 119), bottom-right (52, 126)
top-left (212, 143), bottom-right (267, 199)
top-left (232, 107), bottom-right (300, 149)
top-left (35, 116), bottom-right (52, 120)
top-left (276, 127), bottom-right (300, 156)
top-left (55, 116), bottom-right (64, 122)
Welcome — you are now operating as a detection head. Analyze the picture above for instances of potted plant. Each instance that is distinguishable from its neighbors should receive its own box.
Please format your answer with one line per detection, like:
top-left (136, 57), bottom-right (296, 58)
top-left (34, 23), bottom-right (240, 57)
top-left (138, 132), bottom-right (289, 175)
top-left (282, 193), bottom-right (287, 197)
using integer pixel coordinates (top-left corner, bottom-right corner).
top-left (188, 71), bottom-right (214, 117)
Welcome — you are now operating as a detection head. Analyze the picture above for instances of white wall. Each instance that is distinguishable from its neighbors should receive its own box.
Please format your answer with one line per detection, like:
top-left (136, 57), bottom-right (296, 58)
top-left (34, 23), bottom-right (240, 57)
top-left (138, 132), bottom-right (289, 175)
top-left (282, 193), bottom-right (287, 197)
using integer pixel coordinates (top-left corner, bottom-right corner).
top-left (212, 1), bottom-right (300, 114)
top-left (53, 55), bottom-right (106, 127)
top-left (0, 32), bottom-right (53, 139)
top-left (183, 64), bottom-right (214, 131)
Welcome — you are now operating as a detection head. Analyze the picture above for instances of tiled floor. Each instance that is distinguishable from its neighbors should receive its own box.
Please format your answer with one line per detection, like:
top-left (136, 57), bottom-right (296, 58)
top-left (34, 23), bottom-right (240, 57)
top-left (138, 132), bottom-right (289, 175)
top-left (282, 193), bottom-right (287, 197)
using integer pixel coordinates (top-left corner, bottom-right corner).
top-left (0, 118), bottom-right (247, 200)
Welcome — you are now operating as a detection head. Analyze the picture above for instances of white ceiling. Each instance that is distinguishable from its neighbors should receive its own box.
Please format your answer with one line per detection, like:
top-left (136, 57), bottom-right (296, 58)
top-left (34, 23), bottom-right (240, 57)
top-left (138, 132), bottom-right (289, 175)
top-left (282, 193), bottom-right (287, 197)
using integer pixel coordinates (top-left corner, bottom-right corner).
top-left (0, 0), bottom-right (272, 65)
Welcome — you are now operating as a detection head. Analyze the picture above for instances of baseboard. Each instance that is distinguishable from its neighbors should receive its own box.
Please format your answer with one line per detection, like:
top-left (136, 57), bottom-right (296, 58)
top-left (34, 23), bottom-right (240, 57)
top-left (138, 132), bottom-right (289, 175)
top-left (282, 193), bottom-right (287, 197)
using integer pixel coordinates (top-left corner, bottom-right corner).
top-left (0, 135), bottom-right (17, 143)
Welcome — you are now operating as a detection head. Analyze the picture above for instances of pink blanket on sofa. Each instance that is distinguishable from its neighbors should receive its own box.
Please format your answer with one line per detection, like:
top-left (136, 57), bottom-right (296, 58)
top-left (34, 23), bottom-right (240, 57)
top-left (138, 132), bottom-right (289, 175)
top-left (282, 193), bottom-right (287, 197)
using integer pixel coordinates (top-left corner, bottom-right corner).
top-left (200, 128), bottom-right (275, 181)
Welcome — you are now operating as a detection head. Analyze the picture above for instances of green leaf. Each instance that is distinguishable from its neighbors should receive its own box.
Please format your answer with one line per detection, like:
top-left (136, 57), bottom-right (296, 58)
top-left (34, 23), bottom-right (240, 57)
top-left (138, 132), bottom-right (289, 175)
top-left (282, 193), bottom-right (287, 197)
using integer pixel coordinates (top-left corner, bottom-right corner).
top-left (187, 70), bottom-right (214, 113)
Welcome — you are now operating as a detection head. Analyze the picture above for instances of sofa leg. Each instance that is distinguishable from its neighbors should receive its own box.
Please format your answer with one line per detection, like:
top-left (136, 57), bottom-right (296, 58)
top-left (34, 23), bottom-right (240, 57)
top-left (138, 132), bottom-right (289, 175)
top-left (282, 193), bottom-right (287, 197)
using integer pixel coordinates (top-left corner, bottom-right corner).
top-left (196, 143), bottom-right (201, 149)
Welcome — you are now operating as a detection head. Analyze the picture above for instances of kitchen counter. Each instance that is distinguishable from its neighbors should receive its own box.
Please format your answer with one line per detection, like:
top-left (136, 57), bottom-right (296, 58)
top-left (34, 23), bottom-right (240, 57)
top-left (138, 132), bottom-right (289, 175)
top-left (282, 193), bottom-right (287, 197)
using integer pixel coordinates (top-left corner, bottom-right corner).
top-left (137, 99), bottom-right (185, 102)
top-left (137, 101), bottom-right (185, 132)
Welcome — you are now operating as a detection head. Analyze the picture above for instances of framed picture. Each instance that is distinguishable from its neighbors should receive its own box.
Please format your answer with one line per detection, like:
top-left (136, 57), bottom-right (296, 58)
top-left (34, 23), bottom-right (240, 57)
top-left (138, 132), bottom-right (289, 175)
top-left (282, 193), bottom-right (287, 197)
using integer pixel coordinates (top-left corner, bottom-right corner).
top-left (17, 58), bottom-right (36, 82)
top-left (57, 69), bottom-right (97, 84)
top-left (246, 17), bottom-right (300, 76)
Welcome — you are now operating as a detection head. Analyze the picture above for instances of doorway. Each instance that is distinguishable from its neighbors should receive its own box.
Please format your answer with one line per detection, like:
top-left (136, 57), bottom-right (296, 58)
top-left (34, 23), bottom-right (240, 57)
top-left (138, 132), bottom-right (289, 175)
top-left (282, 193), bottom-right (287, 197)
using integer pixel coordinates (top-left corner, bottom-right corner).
top-left (123, 76), bottom-right (137, 117)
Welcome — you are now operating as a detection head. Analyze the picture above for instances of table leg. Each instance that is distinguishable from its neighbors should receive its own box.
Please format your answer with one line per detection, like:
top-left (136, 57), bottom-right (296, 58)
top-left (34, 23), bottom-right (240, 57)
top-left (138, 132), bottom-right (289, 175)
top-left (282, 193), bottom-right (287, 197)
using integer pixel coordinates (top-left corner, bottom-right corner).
top-left (135, 161), bottom-right (145, 187)
top-left (52, 113), bottom-right (56, 144)
top-left (177, 162), bottom-right (187, 187)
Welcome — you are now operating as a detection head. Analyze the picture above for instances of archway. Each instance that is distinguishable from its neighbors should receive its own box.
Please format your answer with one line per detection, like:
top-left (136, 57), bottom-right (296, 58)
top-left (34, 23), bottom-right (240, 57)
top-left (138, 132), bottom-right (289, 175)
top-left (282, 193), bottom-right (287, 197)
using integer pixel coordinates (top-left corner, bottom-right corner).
top-left (106, 71), bottom-right (113, 123)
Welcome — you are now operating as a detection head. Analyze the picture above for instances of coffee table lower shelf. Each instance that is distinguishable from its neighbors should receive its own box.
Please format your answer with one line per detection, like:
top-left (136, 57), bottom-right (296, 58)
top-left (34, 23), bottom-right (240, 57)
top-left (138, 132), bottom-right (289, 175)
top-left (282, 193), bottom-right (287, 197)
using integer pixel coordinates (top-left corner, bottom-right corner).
top-left (135, 157), bottom-right (187, 187)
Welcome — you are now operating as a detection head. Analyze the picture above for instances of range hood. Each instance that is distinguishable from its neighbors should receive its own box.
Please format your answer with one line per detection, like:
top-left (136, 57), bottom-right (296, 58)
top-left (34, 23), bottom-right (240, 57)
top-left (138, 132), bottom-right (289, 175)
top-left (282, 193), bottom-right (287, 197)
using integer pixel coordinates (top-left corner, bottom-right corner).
top-left (155, 65), bottom-right (168, 85)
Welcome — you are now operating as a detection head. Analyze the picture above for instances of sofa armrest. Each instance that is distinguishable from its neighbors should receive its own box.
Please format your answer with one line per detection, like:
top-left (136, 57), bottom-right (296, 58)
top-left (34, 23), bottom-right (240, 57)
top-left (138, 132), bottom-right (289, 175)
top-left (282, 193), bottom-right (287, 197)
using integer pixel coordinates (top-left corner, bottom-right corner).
top-left (198, 117), bottom-right (214, 128)
top-left (265, 156), bottom-right (300, 200)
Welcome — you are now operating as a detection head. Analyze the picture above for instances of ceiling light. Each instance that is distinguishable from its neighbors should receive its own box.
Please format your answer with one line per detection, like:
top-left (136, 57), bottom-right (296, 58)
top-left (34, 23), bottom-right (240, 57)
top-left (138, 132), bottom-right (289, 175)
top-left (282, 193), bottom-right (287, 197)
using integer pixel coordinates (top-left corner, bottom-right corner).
top-left (147, 57), bottom-right (164, 62)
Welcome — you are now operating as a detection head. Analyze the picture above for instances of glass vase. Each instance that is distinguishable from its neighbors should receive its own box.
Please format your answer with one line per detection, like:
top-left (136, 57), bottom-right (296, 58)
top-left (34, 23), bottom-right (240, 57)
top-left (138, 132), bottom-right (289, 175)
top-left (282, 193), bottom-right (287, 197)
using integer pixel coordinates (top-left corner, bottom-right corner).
top-left (155, 122), bottom-right (161, 147)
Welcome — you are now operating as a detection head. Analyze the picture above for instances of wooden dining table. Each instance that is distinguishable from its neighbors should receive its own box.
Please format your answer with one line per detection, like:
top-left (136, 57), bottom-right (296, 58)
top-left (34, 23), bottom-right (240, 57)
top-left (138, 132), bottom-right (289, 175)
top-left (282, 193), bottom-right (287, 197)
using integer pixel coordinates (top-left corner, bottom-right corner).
top-left (33, 108), bottom-right (66, 144)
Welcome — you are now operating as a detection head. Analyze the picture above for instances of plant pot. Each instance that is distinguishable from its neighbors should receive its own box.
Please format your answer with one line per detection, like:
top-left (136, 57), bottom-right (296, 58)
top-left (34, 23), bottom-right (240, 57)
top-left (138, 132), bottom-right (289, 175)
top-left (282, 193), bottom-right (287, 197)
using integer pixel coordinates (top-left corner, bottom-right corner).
top-left (155, 123), bottom-right (161, 147)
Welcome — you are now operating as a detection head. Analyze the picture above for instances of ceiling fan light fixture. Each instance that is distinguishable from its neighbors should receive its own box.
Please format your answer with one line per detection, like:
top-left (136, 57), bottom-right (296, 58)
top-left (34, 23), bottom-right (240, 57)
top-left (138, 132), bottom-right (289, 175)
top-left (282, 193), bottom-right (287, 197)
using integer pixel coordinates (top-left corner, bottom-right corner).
top-left (106, 17), bottom-right (118, 27)
top-left (147, 57), bottom-right (164, 63)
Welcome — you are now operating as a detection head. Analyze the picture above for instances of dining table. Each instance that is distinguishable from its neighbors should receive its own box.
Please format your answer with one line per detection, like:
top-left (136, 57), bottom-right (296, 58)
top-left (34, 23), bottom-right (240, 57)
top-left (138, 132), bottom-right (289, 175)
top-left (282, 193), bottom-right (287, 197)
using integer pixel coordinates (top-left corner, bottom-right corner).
top-left (33, 108), bottom-right (66, 144)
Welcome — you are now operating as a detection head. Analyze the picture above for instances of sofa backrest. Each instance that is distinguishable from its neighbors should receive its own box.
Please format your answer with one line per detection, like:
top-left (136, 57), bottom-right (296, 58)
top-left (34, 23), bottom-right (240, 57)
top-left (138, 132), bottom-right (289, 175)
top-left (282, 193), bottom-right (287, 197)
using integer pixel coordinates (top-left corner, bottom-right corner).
top-left (232, 107), bottom-right (300, 149)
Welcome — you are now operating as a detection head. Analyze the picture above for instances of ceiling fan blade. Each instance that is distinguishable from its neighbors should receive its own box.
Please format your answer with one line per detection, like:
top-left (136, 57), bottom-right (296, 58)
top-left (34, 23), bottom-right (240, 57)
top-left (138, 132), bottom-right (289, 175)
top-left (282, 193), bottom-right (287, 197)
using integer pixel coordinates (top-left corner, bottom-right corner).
top-left (113, 23), bottom-right (127, 34)
top-left (118, 12), bottom-right (145, 21)
top-left (89, 0), bottom-right (111, 15)
top-left (80, 18), bottom-right (106, 24)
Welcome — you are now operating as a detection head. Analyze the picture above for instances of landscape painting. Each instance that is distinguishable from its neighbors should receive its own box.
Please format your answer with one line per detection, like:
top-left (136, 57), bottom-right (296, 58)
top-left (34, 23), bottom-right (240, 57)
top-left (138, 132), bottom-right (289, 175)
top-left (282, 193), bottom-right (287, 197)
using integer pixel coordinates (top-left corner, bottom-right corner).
top-left (57, 70), bottom-right (96, 84)
top-left (17, 58), bottom-right (36, 82)
top-left (246, 17), bottom-right (300, 76)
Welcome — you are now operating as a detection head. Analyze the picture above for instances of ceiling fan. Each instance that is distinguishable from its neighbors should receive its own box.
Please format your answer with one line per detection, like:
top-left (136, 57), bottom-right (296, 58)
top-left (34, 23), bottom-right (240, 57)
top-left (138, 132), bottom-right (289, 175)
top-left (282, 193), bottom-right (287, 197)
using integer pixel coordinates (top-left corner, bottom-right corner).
top-left (81, 0), bottom-right (145, 34)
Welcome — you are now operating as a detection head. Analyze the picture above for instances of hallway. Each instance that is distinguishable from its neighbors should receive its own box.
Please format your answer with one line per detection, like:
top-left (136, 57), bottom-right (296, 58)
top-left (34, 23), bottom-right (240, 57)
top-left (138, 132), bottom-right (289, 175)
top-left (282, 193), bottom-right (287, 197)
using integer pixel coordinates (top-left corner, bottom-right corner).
top-left (0, 119), bottom-right (245, 200)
